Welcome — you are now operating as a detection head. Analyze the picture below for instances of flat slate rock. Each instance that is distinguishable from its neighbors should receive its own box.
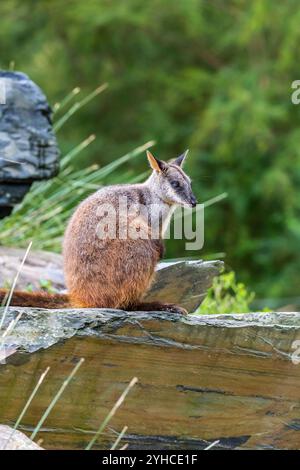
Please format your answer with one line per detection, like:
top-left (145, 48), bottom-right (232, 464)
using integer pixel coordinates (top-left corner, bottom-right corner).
top-left (0, 309), bottom-right (299, 450)
top-left (147, 259), bottom-right (223, 312)
top-left (0, 247), bottom-right (224, 313)
top-left (0, 425), bottom-right (42, 450)
top-left (0, 307), bottom-right (299, 355)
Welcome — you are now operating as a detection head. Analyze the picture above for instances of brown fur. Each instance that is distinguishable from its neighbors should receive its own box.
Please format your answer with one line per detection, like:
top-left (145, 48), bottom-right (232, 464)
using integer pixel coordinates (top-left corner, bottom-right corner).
top-left (63, 186), bottom-right (164, 309)
top-left (1, 153), bottom-right (195, 314)
top-left (0, 289), bottom-right (69, 308)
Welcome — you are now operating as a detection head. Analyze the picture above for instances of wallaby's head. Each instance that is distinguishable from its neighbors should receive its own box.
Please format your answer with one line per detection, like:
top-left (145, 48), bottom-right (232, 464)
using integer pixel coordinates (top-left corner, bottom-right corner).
top-left (146, 150), bottom-right (197, 208)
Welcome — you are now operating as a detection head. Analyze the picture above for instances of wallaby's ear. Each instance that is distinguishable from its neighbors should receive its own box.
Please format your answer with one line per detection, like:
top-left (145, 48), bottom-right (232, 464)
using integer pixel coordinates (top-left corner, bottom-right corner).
top-left (174, 149), bottom-right (189, 167)
top-left (147, 151), bottom-right (167, 173)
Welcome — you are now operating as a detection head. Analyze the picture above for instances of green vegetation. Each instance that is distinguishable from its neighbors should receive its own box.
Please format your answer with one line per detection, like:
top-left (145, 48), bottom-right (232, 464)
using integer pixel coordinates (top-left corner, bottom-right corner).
top-left (26, 280), bottom-right (56, 293)
top-left (197, 271), bottom-right (255, 315)
top-left (0, 0), bottom-right (299, 304)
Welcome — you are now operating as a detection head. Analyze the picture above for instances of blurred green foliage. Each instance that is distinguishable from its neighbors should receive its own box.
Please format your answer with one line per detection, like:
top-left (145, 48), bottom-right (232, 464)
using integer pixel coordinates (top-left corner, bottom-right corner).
top-left (0, 0), bottom-right (300, 302)
top-left (197, 271), bottom-right (255, 314)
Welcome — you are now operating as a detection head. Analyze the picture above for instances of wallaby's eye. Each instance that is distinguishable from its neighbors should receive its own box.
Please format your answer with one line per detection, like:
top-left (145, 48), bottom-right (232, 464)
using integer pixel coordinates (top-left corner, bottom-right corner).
top-left (171, 181), bottom-right (181, 190)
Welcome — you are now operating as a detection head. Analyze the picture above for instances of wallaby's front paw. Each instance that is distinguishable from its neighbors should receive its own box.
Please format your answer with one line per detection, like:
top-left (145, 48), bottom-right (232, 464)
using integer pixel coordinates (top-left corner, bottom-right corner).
top-left (164, 304), bottom-right (188, 316)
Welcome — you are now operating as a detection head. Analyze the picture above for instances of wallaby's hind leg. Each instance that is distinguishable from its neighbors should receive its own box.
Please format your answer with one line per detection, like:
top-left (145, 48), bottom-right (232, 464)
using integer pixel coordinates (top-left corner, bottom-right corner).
top-left (128, 301), bottom-right (188, 316)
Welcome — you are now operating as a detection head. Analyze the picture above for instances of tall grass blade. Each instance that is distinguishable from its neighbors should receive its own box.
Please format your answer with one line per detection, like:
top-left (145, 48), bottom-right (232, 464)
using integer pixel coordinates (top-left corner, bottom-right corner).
top-left (172, 192), bottom-right (228, 224)
top-left (203, 192), bottom-right (227, 208)
top-left (0, 241), bottom-right (32, 330)
top-left (110, 425), bottom-right (128, 450)
top-left (204, 440), bottom-right (220, 450)
top-left (54, 83), bottom-right (108, 132)
top-left (53, 87), bottom-right (81, 115)
top-left (2, 367), bottom-right (50, 450)
top-left (30, 358), bottom-right (85, 441)
top-left (85, 377), bottom-right (138, 450)
top-left (60, 134), bottom-right (96, 169)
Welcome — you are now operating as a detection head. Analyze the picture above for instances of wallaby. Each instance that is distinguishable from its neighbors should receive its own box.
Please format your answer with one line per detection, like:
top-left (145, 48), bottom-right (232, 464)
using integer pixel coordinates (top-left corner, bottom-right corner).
top-left (0, 151), bottom-right (197, 314)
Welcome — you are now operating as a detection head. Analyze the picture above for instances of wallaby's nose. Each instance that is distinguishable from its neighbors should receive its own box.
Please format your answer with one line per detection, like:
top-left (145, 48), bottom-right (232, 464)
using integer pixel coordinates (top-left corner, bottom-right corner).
top-left (190, 195), bottom-right (197, 207)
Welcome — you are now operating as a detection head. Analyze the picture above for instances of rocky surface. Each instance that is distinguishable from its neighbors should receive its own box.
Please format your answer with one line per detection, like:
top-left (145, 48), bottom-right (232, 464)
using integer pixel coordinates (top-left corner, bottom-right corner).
top-left (0, 247), bottom-right (224, 312)
top-left (0, 71), bottom-right (59, 182)
top-left (146, 259), bottom-right (223, 312)
top-left (0, 247), bottom-right (65, 291)
top-left (0, 425), bottom-right (42, 450)
top-left (1, 248), bottom-right (299, 450)
top-left (0, 71), bottom-right (59, 217)
top-left (0, 309), bottom-right (299, 450)
top-left (0, 307), bottom-right (299, 355)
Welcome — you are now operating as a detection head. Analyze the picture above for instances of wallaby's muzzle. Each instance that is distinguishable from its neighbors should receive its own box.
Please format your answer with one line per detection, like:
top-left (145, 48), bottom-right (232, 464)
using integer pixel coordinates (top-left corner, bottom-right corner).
top-left (190, 195), bottom-right (198, 208)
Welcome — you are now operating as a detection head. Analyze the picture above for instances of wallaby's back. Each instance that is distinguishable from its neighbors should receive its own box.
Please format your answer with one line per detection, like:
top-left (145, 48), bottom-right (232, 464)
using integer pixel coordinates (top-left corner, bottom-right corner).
top-left (1, 150), bottom-right (195, 315)
top-left (63, 184), bottom-right (163, 309)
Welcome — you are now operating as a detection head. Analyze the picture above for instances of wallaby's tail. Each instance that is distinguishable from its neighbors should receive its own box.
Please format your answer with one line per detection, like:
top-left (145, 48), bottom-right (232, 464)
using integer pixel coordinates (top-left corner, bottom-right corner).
top-left (0, 289), bottom-right (70, 308)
